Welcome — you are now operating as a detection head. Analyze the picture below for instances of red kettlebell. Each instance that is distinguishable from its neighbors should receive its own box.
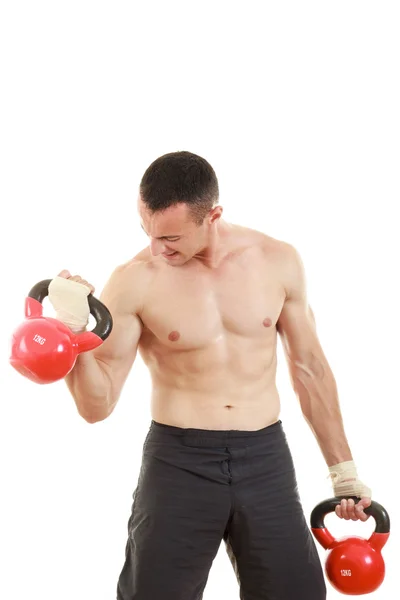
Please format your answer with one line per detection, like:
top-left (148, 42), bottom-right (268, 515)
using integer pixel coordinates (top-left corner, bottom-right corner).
top-left (311, 497), bottom-right (390, 595)
top-left (9, 279), bottom-right (113, 384)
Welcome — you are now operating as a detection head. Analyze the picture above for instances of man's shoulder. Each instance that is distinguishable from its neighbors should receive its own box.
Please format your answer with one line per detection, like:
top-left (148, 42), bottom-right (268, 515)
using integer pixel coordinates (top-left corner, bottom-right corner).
top-left (98, 249), bottom-right (156, 315)
top-left (131, 246), bottom-right (153, 263)
top-left (232, 222), bottom-right (296, 258)
top-left (105, 247), bottom-right (156, 292)
top-left (239, 229), bottom-right (305, 299)
top-left (114, 247), bottom-right (156, 275)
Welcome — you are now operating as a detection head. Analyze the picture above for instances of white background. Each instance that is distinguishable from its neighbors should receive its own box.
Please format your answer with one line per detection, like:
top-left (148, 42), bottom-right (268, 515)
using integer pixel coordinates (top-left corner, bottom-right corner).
top-left (1, 1), bottom-right (399, 598)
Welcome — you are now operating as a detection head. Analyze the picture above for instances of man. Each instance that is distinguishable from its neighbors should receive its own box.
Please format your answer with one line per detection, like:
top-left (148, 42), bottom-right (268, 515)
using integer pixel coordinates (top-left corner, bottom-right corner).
top-left (48, 151), bottom-right (371, 600)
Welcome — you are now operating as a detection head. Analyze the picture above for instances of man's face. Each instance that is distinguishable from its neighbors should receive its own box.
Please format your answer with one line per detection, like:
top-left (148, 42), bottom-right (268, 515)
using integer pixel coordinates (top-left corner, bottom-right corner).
top-left (138, 196), bottom-right (210, 266)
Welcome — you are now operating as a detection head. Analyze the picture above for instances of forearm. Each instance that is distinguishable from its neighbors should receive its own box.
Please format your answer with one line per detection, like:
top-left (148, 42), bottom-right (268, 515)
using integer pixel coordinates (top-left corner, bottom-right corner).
top-left (291, 356), bottom-right (353, 466)
top-left (65, 352), bottom-right (112, 423)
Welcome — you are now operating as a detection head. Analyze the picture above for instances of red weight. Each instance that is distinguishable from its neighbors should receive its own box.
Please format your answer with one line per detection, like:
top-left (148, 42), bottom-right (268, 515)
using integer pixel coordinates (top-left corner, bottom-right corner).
top-left (310, 498), bottom-right (390, 596)
top-left (10, 313), bottom-right (103, 384)
top-left (9, 279), bottom-right (112, 384)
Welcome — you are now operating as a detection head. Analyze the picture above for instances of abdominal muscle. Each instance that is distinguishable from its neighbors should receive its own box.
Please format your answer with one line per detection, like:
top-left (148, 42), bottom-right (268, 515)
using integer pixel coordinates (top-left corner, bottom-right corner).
top-left (150, 385), bottom-right (281, 431)
top-left (139, 336), bottom-right (282, 431)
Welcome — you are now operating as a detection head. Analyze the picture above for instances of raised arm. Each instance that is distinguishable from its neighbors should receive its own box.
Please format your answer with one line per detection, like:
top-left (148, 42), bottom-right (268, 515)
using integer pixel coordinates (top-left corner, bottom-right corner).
top-left (64, 261), bottom-right (145, 423)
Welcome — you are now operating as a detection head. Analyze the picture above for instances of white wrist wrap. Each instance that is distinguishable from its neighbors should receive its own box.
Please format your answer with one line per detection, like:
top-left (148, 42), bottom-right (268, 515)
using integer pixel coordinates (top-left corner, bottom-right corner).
top-left (48, 276), bottom-right (91, 333)
top-left (328, 460), bottom-right (371, 498)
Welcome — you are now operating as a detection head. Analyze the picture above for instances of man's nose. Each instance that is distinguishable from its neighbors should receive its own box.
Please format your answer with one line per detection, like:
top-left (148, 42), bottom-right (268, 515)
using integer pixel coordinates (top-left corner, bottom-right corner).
top-left (150, 238), bottom-right (165, 256)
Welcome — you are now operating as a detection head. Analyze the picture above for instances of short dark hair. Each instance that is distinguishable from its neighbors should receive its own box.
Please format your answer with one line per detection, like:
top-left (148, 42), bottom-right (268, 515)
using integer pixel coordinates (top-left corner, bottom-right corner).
top-left (139, 151), bottom-right (219, 225)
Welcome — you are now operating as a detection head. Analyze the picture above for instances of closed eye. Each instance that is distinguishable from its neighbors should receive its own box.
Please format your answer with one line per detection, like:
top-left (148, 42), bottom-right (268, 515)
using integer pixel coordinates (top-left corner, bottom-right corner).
top-left (140, 224), bottom-right (180, 242)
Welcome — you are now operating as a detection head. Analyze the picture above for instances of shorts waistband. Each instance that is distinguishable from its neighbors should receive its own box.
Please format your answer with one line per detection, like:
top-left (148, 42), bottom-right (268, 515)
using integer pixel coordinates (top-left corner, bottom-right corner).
top-left (149, 419), bottom-right (283, 442)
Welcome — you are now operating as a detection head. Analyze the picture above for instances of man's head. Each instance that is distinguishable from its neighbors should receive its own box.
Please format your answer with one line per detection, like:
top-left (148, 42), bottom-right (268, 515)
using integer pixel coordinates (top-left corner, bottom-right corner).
top-left (138, 151), bottom-right (223, 265)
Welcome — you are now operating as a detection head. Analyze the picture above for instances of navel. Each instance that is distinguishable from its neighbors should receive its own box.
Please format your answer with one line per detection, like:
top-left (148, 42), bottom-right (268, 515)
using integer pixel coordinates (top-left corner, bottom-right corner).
top-left (263, 317), bottom-right (272, 328)
top-left (168, 330), bottom-right (181, 342)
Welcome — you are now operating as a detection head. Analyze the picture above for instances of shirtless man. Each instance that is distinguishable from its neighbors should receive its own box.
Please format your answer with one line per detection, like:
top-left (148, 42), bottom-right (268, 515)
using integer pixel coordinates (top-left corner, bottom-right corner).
top-left (49, 151), bottom-right (372, 600)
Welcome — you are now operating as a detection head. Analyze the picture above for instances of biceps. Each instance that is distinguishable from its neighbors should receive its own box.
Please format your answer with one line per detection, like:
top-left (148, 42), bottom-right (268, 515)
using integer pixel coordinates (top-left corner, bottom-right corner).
top-left (94, 312), bottom-right (142, 398)
top-left (277, 298), bottom-right (318, 363)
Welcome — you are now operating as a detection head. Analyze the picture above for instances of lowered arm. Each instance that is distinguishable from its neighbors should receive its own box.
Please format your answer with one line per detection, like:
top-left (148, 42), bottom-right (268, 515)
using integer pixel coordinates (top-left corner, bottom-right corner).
top-left (276, 244), bottom-right (353, 467)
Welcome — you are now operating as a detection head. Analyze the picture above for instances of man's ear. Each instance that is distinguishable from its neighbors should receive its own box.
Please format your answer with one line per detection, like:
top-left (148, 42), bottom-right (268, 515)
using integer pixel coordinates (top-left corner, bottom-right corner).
top-left (209, 205), bottom-right (223, 224)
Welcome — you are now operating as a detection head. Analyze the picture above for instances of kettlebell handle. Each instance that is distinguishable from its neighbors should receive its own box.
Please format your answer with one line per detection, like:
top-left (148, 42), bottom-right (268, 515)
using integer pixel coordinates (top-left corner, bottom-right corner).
top-left (311, 497), bottom-right (390, 534)
top-left (28, 279), bottom-right (113, 342)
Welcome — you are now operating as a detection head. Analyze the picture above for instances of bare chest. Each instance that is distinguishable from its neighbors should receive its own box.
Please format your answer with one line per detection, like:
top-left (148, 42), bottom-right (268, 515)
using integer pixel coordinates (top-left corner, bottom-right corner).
top-left (140, 258), bottom-right (285, 350)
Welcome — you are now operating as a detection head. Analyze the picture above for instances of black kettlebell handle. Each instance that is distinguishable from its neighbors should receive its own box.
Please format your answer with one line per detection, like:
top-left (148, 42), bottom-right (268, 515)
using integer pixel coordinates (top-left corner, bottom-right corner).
top-left (311, 497), bottom-right (390, 534)
top-left (28, 279), bottom-right (113, 342)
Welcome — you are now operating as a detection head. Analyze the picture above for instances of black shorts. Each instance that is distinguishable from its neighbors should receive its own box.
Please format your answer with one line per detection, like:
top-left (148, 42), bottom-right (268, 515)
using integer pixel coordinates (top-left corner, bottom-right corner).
top-left (116, 419), bottom-right (326, 600)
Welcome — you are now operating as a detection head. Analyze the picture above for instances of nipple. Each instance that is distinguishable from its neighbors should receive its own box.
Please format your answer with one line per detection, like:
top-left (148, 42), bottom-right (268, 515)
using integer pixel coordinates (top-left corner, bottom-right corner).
top-left (168, 330), bottom-right (181, 342)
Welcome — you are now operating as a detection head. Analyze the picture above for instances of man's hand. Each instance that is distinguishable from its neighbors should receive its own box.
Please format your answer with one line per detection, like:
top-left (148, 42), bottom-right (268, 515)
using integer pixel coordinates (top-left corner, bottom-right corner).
top-left (335, 497), bottom-right (371, 522)
top-left (48, 270), bottom-right (94, 333)
top-left (328, 460), bottom-right (372, 521)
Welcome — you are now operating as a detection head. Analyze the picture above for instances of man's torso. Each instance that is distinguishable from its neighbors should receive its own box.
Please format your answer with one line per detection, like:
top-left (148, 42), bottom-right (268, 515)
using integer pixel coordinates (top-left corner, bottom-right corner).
top-left (124, 226), bottom-right (289, 430)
